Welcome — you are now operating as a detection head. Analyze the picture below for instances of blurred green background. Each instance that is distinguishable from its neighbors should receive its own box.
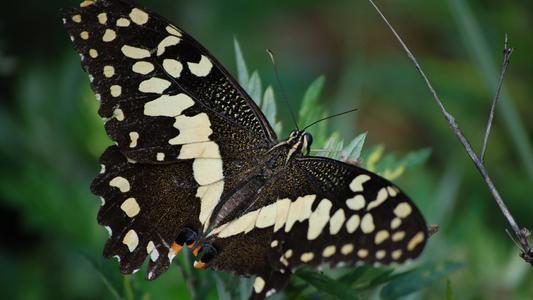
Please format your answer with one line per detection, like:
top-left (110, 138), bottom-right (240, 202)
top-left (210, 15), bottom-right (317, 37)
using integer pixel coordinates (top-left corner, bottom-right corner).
top-left (1, 0), bottom-right (532, 299)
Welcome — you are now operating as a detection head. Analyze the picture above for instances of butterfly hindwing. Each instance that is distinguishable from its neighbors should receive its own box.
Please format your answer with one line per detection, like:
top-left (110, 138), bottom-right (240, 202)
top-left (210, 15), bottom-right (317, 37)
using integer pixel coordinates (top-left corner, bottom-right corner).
top-left (267, 157), bottom-right (427, 271)
top-left (91, 145), bottom-right (202, 278)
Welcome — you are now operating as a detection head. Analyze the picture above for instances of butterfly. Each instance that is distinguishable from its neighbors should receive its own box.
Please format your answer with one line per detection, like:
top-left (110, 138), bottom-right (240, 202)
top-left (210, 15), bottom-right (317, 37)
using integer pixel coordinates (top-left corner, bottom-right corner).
top-left (63, 0), bottom-right (428, 298)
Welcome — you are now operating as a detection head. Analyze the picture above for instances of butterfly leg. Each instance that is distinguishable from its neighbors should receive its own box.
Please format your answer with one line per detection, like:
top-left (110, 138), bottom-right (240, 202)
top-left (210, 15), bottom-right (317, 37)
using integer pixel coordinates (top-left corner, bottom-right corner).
top-left (249, 269), bottom-right (291, 300)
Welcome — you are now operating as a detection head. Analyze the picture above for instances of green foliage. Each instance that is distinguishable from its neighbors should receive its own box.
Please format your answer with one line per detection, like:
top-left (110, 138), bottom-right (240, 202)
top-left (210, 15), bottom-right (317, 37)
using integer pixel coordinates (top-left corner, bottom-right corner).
top-left (380, 261), bottom-right (463, 299)
top-left (295, 269), bottom-right (360, 300)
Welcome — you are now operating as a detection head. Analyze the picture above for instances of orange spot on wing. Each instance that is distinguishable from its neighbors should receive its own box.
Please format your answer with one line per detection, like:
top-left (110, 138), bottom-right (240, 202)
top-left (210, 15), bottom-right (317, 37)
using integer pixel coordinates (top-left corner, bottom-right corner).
top-left (192, 245), bottom-right (202, 256)
top-left (171, 242), bottom-right (183, 254)
top-left (193, 260), bottom-right (206, 269)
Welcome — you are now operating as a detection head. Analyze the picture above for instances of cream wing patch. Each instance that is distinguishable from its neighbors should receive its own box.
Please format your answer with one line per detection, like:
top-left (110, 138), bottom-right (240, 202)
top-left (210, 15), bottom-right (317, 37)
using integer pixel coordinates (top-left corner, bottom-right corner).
top-left (143, 94), bottom-right (194, 117)
top-left (121, 45), bottom-right (150, 59)
top-left (329, 208), bottom-right (345, 234)
top-left (163, 59), bottom-right (183, 78)
top-left (120, 197), bottom-right (140, 218)
top-left (193, 159), bottom-right (223, 186)
top-left (187, 55), bottom-right (213, 77)
top-left (139, 77), bottom-right (171, 94)
top-left (349, 174), bottom-right (371, 192)
top-left (274, 198), bottom-right (291, 232)
top-left (307, 198), bottom-right (332, 240)
top-left (196, 181), bottom-right (224, 226)
top-left (178, 141), bottom-right (221, 159)
top-left (169, 113), bottom-right (213, 145)
top-left (132, 61), bottom-right (154, 75)
top-left (109, 176), bottom-right (130, 193)
top-left (129, 8), bottom-right (149, 25)
top-left (122, 229), bottom-right (139, 252)
top-left (157, 36), bottom-right (180, 56)
top-left (255, 203), bottom-right (277, 228)
top-left (284, 195), bottom-right (315, 232)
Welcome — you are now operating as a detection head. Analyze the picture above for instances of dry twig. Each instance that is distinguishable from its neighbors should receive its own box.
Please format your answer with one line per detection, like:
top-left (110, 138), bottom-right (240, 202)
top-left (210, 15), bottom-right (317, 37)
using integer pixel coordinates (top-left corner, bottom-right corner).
top-left (366, 0), bottom-right (532, 265)
top-left (480, 35), bottom-right (514, 162)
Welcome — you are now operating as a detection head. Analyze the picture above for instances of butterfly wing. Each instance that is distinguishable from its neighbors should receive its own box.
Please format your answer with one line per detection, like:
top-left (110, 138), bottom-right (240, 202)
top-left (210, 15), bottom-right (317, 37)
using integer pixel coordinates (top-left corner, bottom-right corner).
top-left (63, 0), bottom-right (277, 279)
top-left (92, 146), bottom-right (202, 278)
top-left (268, 156), bottom-right (427, 270)
top-left (63, 0), bottom-right (276, 165)
top-left (203, 155), bottom-right (427, 298)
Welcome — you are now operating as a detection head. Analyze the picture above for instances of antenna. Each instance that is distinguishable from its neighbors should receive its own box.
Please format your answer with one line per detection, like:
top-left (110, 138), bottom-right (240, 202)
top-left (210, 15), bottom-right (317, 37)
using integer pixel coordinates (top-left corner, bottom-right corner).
top-left (267, 49), bottom-right (300, 131)
top-left (302, 108), bottom-right (358, 131)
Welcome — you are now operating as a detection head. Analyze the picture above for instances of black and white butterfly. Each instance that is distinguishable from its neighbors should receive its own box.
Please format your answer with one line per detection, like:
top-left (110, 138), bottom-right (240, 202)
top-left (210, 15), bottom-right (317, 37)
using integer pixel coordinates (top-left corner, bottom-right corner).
top-left (63, 0), bottom-right (428, 298)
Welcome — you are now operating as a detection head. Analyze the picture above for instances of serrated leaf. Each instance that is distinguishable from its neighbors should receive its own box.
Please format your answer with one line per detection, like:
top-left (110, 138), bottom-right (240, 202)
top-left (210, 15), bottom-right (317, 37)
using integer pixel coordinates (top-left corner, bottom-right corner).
top-left (262, 86), bottom-right (277, 126)
top-left (239, 277), bottom-right (253, 300)
top-left (376, 148), bottom-right (431, 180)
top-left (246, 71), bottom-right (262, 105)
top-left (364, 145), bottom-right (384, 172)
top-left (233, 38), bottom-right (249, 86)
top-left (299, 76), bottom-right (325, 127)
top-left (338, 266), bottom-right (371, 285)
top-left (343, 132), bottom-right (367, 161)
top-left (322, 133), bottom-right (340, 158)
top-left (380, 261), bottom-right (463, 300)
top-left (332, 139), bottom-right (344, 160)
top-left (399, 148), bottom-right (432, 170)
top-left (214, 274), bottom-right (232, 300)
top-left (296, 269), bottom-right (360, 300)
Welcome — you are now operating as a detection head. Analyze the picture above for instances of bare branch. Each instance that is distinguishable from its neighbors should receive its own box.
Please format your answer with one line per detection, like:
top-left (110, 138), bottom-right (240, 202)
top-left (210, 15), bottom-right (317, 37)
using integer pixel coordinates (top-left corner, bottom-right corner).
top-left (480, 35), bottom-right (514, 162)
top-left (366, 0), bottom-right (532, 265)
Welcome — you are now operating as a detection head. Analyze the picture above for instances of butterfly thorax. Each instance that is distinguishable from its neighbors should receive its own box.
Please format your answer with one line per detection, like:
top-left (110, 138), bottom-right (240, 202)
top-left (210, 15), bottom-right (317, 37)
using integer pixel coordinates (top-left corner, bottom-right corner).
top-left (271, 130), bottom-right (314, 163)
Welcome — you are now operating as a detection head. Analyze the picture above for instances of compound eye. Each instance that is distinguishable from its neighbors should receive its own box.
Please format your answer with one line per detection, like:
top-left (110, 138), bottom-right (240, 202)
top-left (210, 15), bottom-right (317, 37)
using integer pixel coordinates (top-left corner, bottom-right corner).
top-left (303, 133), bottom-right (313, 148)
top-left (198, 244), bottom-right (218, 263)
top-left (175, 227), bottom-right (197, 246)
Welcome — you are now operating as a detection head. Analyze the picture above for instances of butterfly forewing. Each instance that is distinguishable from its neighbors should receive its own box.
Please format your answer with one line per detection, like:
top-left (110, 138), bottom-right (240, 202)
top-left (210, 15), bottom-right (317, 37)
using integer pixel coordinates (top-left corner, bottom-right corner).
top-left (63, 0), bottom-right (276, 164)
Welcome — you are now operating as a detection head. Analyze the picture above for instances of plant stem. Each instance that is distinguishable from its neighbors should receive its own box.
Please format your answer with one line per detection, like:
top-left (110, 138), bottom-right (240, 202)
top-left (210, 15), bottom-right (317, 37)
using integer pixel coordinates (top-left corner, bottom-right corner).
top-left (366, 0), bottom-right (532, 265)
top-left (480, 35), bottom-right (513, 162)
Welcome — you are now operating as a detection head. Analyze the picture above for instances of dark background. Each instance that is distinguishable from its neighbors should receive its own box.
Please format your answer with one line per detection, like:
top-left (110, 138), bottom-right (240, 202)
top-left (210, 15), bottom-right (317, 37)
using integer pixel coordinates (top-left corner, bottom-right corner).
top-left (0, 0), bottom-right (532, 299)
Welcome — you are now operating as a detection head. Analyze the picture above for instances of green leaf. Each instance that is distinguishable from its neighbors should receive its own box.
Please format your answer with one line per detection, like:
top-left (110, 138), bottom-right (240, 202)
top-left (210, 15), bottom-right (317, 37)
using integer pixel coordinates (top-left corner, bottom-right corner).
top-left (399, 148), bottom-right (432, 170)
top-left (343, 132), bottom-right (367, 161)
top-left (322, 133), bottom-right (341, 158)
top-left (299, 76), bottom-right (325, 127)
top-left (366, 268), bottom-right (397, 288)
top-left (239, 277), bottom-right (253, 300)
top-left (332, 139), bottom-right (344, 160)
top-left (338, 265), bottom-right (371, 285)
top-left (296, 269), bottom-right (360, 300)
top-left (214, 274), bottom-right (232, 300)
top-left (82, 255), bottom-right (123, 300)
top-left (246, 71), bottom-right (262, 105)
top-left (446, 279), bottom-right (456, 300)
top-left (233, 38), bottom-right (249, 87)
top-left (262, 86), bottom-right (277, 126)
top-left (380, 261), bottom-right (463, 300)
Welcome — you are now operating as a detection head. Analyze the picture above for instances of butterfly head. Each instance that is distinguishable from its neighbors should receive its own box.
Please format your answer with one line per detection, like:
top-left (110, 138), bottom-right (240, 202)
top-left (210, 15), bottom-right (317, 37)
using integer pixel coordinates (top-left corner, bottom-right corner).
top-left (287, 130), bottom-right (313, 156)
